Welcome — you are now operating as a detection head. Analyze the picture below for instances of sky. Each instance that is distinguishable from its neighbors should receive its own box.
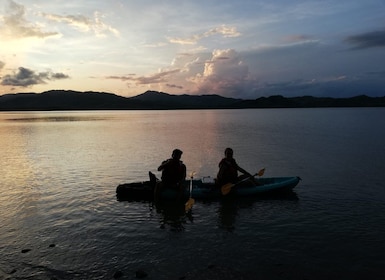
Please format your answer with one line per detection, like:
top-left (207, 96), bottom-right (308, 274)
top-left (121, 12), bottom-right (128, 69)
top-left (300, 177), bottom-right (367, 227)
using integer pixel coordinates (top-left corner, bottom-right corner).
top-left (0, 0), bottom-right (384, 99)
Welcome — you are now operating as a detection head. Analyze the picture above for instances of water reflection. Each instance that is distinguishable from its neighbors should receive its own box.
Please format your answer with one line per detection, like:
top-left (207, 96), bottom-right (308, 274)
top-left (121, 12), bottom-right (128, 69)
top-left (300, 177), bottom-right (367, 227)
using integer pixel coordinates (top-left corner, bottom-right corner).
top-left (0, 124), bottom-right (36, 187)
top-left (140, 191), bottom-right (300, 232)
top-left (217, 198), bottom-right (238, 232)
top-left (217, 192), bottom-right (299, 231)
top-left (153, 200), bottom-right (193, 231)
top-left (1, 111), bottom-right (114, 123)
top-left (6, 116), bottom-right (109, 122)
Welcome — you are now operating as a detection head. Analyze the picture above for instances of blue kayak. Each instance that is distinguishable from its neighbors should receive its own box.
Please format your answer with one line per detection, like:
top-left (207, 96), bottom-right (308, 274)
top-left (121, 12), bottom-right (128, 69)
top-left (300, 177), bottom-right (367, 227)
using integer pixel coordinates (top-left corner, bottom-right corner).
top-left (116, 173), bottom-right (301, 201)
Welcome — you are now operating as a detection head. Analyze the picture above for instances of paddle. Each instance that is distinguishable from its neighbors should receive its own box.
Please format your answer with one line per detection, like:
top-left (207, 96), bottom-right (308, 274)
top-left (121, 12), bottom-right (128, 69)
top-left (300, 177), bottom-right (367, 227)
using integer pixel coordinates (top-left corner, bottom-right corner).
top-left (221, 168), bottom-right (265, 195)
top-left (185, 171), bottom-right (196, 212)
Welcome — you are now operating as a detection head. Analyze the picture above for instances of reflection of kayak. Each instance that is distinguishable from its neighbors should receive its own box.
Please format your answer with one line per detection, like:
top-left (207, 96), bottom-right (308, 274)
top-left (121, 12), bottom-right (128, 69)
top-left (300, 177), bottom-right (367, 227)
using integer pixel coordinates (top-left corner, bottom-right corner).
top-left (116, 172), bottom-right (301, 201)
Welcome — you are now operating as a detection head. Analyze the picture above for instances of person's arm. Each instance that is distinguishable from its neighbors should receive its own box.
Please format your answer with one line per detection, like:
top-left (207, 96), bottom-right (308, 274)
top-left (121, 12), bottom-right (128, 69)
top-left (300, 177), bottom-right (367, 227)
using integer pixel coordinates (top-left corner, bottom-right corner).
top-left (180, 163), bottom-right (187, 182)
top-left (236, 162), bottom-right (259, 184)
top-left (217, 159), bottom-right (226, 179)
top-left (236, 163), bottom-right (251, 176)
top-left (158, 159), bottom-right (170, 171)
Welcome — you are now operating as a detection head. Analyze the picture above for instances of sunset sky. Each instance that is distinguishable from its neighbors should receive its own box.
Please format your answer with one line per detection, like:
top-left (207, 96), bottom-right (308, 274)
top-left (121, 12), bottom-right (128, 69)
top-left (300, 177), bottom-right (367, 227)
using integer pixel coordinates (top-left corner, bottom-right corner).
top-left (0, 0), bottom-right (384, 99)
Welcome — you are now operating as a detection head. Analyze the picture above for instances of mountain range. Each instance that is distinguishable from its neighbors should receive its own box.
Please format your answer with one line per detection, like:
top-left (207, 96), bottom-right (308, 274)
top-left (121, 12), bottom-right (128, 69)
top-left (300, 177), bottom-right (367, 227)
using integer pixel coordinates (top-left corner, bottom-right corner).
top-left (0, 90), bottom-right (384, 111)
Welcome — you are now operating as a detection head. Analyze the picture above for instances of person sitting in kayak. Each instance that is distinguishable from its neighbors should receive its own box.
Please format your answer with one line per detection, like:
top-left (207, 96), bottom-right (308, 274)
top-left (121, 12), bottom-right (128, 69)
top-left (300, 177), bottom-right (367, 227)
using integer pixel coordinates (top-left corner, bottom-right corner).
top-left (154, 149), bottom-right (187, 198)
top-left (216, 147), bottom-right (259, 186)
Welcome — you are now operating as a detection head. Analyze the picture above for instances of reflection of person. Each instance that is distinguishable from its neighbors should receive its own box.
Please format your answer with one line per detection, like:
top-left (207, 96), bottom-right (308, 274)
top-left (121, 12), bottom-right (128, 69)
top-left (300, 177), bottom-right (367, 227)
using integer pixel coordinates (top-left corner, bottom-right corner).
top-left (216, 148), bottom-right (252, 186)
top-left (154, 149), bottom-right (186, 198)
top-left (155, 200), bottom-right (192, 231)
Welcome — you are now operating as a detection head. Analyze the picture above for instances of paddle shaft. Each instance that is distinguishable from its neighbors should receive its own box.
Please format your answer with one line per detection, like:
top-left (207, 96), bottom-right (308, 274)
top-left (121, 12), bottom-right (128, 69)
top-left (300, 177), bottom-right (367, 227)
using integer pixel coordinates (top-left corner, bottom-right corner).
top-left (221, 168), bottom-right (265, 195)
top-left (185, 174), bottom-right (195, 212)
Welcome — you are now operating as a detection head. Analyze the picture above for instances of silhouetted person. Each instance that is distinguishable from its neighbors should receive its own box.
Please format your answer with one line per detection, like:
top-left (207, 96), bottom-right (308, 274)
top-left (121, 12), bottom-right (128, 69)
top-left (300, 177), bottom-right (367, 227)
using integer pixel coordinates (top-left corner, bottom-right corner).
top-left (216, 147), bottom-right (255, 186)
top-left (154, 149), bottom-right (186, 199)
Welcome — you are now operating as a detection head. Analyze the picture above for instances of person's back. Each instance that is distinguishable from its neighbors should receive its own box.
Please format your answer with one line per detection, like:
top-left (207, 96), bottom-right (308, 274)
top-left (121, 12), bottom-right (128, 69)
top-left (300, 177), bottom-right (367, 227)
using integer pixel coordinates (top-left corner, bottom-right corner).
top-left (155, 149), bottom-right (186, 195)
top-left (217, 157), bottom-right (238, 185)
top-left (161, 157), bottom-right (186, 187)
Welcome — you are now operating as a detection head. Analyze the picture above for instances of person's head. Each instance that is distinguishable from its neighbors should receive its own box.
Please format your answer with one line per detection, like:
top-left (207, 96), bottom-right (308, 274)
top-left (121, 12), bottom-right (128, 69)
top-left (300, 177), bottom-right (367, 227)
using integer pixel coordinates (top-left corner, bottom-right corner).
top-left (172, 149), bottom-right (183, 160)
top-left (224, 147), bottom-right (233, 158)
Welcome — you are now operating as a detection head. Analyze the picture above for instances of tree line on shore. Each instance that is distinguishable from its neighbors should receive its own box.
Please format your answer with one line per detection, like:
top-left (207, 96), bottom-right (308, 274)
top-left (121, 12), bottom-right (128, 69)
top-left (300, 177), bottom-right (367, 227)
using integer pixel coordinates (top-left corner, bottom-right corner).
top-left (0, 90), bottom-right (384, 111)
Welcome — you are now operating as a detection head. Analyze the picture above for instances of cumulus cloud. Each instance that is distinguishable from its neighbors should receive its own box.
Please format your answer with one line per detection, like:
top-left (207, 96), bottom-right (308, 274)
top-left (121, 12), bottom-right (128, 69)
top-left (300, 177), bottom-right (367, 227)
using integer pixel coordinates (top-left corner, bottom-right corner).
top-left (190, 49), bottom-right (252, 97)
top-left (41, 11), bottom-right (119, 37)
top-left (168, 25), bottom-right (241, 45)
top-left (345, 29), bottom-right (385, 49)
top-left (105, 49), bottom-right (256, 97)
top-left (105, 37), bottom-right (385, 98)
top-left (1, 67), bottom-right (70, 87)
top-left (171, 53), bottom-right (208, 74)
top-left (202, 49), bottom-right (248, 78)
top-left (107, 49), bottom-right (254, 97)
top-left (0, 0), bottom-right (58, 39)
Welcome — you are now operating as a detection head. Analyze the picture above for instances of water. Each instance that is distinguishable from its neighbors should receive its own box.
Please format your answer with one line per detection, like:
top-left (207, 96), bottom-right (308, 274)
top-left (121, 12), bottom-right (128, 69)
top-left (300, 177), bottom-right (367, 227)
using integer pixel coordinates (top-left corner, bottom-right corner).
top-left (1, 109), bottom-right (385, 279)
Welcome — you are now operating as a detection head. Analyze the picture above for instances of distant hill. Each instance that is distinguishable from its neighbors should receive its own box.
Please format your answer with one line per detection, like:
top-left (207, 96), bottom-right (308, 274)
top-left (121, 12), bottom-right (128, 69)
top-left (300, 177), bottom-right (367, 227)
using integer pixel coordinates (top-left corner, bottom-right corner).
top-left (0, 90), bottom-right (141, 110)
top-left (0, 90), bottom-right (384, 111)
top-left (130, 91), bottom-right (239, 109)
top-left (234, 94), bottom-right (385, 108)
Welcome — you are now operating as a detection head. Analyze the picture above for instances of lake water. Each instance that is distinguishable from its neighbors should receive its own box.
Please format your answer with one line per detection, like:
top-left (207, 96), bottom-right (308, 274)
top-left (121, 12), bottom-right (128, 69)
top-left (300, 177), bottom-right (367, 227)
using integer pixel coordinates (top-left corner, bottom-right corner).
top-left (1, 108), bottom-right (385, 280)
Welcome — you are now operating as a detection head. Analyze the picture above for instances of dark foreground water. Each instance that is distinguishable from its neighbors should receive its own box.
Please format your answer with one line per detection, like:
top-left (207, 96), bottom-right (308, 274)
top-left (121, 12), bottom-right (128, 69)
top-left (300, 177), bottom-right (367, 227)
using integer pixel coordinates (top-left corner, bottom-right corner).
top-left (1, 108), bottom-right (385, 280)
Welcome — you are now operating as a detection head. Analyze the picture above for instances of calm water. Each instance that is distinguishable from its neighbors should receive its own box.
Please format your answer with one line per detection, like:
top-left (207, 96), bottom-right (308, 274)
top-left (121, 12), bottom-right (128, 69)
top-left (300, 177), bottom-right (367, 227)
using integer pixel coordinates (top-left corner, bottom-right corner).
top-left (1, 109), bottom-right (385, 280)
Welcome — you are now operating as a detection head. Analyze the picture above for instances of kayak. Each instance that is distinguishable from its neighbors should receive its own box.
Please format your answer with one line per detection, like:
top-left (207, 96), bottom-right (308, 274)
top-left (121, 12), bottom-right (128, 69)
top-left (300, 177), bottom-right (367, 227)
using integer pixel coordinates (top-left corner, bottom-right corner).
top-left (116, 172), bottom-right (301, 201)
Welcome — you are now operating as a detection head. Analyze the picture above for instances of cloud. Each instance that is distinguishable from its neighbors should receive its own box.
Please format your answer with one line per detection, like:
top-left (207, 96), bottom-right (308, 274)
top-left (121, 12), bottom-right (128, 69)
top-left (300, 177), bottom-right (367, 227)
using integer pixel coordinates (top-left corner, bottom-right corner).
top-left (104, 37), bottom-right (385, 98)
top-left (41, 11), bottom-right (119, 37)
top-left (256, 79), bottom-right (321, 96)
top-left (166, 83), bottom-right (183, 90)
top-left (345, 29), bottom-right (385, 49)
top-left (190, 49), bottom-right (253, 98)
top-left (168, 25), bottom-right (241, 45)
top-left (284, 34), bottom-right (314, 43)
top-left (254, 74), bottom-right (385, 98)
top-left (135, 70), bottom-right (181, 84)
top-left (104, 74), bottom-right (135, 81)
top-left (1, 67), bottom-right (70, 87)
top-left (108, 49), bottom-right (253, 97)
top-left (106, 69), bottom-right (181, 85)
top-left (50, 72), bottom-right (70, 79)
top-left (0, 60), bottom-right (5, 71)
top-left (105, 49), bottom-right (258, 98)
top-left (0, 0), bottom-right (58, 39)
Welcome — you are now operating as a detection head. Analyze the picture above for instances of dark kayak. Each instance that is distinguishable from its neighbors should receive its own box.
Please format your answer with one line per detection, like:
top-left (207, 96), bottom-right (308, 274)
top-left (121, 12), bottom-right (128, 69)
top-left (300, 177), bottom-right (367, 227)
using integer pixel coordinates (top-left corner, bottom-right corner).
top-left (116, 172), bottom-right (301, 201)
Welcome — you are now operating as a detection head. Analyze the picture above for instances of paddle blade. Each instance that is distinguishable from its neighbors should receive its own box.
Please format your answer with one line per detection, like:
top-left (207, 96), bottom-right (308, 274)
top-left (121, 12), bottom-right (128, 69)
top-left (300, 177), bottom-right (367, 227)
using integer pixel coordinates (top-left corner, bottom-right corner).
top-left (221, 183), bottom-right (234, 195)
top-left (258, 168), bottom-right (265, 177)
top-left (185, 198), bottom-right (195, 212)
top-left (189, 171), bottom-right (196, 179)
